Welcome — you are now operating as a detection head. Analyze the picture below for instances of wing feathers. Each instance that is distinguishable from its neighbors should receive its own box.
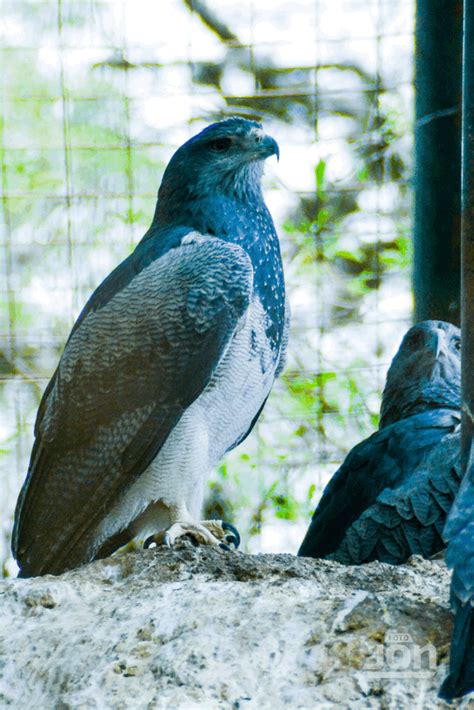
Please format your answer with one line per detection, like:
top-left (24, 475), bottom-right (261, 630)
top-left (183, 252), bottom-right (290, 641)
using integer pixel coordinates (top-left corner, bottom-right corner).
top-left (298, 410), bottom-right (460, 561)
top-left (329, 432), bottom-right (460, 564)
top-left (14, 233), bottom-right (253, 576)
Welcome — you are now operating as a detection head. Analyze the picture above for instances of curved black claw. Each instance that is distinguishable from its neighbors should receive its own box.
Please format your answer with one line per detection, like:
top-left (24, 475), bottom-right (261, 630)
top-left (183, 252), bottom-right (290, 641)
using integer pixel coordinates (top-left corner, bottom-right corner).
top-left (222, 522), bottom-right (241, 550)
top-left (219, 543), bottom-right (232, 552)
top-left (144, 532), bottom-right (172, 550)
top-left (144, 535), bottom-right (157, 550)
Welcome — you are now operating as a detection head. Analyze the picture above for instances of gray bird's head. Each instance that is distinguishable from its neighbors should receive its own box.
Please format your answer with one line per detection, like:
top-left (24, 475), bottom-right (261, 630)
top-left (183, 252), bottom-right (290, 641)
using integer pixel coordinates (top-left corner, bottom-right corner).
top-left (379, 320), bottom-right (461, 428)
top-left (155, 117), bottom-right (279, 222)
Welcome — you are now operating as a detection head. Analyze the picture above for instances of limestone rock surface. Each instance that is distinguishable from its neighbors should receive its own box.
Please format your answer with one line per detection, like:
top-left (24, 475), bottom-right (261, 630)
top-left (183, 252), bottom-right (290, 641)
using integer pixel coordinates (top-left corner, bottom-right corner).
top-left (0, 543), bottom-right (471, 709)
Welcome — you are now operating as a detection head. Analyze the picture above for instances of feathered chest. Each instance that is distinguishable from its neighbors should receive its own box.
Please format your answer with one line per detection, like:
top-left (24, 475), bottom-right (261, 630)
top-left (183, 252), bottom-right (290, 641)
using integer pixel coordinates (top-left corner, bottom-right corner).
top-left (197, 291), bottom-right (278, 458)
top-left (179, 195), bottom-right (286, 357)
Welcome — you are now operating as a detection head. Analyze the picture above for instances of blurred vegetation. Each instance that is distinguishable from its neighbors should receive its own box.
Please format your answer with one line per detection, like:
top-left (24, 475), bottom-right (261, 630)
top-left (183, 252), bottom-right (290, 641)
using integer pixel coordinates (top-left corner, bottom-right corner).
top-left (0, 0), bottom-right (413, 572)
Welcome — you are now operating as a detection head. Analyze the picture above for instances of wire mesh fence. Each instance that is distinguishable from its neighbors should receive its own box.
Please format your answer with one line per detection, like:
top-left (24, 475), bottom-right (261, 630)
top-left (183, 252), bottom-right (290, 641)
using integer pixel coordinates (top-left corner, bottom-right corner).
top-left (0, 0), bottom-right (414, 574)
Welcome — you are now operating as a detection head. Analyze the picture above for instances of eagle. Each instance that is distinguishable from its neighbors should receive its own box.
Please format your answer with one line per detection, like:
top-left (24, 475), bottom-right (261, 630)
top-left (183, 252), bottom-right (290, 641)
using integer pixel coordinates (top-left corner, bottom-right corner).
top-left (12, 117), bottom-right (288, 577)
top-left (298, 320), bottom-right (462, 564)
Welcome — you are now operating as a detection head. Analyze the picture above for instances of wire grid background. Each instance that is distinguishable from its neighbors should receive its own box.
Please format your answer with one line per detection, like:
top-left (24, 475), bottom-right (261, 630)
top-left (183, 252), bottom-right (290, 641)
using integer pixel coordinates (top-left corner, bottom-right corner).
top-left (0, 0), bottom-right (414, 573)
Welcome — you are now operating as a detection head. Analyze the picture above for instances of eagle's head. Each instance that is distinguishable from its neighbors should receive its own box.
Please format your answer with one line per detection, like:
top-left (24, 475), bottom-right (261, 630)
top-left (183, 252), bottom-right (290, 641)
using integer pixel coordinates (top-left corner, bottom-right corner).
top-left (379, 320), bottom-right (461, 428)
top-left (156, 117), bottom-right (279, 214)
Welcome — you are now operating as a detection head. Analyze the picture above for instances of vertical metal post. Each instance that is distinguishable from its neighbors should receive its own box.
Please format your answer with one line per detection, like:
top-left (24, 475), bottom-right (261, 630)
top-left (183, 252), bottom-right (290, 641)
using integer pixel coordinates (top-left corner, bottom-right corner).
top-left (414, 0), bottom-right (463, 324)
top-left (461, 0), bottom-right (474, 467)
top-left (439, 7), bottom-right (474, 700)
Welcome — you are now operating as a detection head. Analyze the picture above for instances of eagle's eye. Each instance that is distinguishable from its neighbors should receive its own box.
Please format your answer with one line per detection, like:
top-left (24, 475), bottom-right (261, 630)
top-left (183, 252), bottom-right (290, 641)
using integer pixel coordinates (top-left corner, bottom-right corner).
top-left (452, 336), bottom-right (461, 352)
top-left (209, 137), bottom-right (232, 153)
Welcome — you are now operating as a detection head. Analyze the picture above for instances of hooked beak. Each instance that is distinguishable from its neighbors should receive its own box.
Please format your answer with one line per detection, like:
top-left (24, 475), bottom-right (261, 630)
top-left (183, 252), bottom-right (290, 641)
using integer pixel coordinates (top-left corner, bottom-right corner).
top-left (249, 129), bottom-right (280, 162)
top-left (431, 328), bottom-right (447, 360)
top-left (261, 134), bottom-right (280, 161)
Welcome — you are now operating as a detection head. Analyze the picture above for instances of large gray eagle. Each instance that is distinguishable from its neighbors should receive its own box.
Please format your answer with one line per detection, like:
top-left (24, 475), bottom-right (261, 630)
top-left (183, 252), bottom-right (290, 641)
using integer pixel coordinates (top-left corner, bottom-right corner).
top-left (298, 321), bottom-right (462, 564)
top-left (13, 117), bottom-right (288, 577)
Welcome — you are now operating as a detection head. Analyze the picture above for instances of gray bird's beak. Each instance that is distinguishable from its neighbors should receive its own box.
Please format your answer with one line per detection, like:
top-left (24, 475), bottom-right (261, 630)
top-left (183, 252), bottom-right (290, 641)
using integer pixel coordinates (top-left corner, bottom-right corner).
top-left (261, 134), bottom-right (280, 161)
top-left (431, 328), bottom-right (447, 360)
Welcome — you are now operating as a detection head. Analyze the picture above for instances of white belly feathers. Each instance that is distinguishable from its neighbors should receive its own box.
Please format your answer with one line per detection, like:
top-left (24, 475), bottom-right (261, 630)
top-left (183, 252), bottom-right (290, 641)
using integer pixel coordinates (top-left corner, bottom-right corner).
top-left (93, 294), bottom-right (276, 545)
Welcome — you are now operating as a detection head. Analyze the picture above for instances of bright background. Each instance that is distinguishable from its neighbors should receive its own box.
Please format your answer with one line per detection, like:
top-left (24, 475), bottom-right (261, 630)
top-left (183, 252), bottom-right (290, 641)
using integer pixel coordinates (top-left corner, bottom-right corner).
top-left (0, 0), bottom-right (414, 574)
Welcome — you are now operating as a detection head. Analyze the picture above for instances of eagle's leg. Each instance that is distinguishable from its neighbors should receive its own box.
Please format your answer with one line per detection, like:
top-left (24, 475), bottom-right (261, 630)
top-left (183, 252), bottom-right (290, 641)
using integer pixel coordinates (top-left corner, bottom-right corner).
top-left (143, 505), bottom-right (240, 551)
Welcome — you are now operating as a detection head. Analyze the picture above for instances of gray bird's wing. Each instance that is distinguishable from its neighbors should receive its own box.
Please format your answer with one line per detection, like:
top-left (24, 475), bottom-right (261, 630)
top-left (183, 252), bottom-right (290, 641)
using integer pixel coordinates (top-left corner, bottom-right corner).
top-left (298, 409), bottom-right (460, 560)
top-left (329, 428), bottom-right (461, 565)
top-left (13, 231), bottom-right (253, 577)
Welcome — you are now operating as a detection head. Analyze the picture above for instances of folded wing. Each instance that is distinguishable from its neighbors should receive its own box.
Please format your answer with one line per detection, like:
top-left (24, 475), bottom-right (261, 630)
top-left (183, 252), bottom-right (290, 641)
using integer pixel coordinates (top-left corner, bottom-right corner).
top-left (330, 429), bottom-right (461, 564)
top-left (298, 410), bottom-right (460, 560)
top-left (13, 231), bottom-right (253, 576)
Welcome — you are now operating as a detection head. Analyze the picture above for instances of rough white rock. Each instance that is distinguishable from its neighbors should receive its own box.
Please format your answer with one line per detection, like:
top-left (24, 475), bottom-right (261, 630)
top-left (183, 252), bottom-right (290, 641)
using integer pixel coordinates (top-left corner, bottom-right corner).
top-left (0, 543), bottom-right (471, 709)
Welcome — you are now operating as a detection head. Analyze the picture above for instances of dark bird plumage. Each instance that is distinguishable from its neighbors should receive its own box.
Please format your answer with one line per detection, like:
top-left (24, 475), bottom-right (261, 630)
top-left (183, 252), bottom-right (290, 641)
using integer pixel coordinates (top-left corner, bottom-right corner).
top-left (439, 451), bottom-right (474, 700)
top-left (298, 321), bottom-right (462, 564)
top-left (13, 117), bottom-right (288, 577)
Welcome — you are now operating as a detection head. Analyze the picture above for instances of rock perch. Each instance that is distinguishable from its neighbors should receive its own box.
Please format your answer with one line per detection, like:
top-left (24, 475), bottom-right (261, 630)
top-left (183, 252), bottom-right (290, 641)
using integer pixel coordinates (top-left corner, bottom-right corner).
top-left (0, 543), bottom-right (471, 709)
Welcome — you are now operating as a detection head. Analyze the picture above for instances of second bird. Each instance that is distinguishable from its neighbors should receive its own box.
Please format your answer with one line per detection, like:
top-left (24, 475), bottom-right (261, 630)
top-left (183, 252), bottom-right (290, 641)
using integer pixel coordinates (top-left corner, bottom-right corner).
top-left (298, 320), bottom-right (462, 564)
